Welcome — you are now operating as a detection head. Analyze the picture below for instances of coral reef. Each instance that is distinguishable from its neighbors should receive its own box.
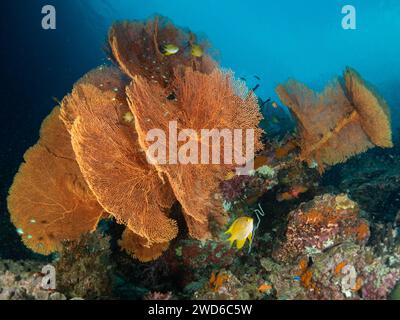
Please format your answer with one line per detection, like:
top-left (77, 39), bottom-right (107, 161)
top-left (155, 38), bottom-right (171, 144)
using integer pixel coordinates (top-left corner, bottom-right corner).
top-left (55, 231), bottom-right (113, 299)
top-left (332, 149), bottom-right (400, 222)
top-left (0, 260), bottom-right (66, 300)
top-left (193, 269), bottom-right (267, 300)
top-left (144, 291), bottom-right (173, 300)
top-left (273, 193), bottom-right (369, 262)
top-left (4, 15), bottom-right (398, 301)
top-left (263, 238), bottom-right (400, 300)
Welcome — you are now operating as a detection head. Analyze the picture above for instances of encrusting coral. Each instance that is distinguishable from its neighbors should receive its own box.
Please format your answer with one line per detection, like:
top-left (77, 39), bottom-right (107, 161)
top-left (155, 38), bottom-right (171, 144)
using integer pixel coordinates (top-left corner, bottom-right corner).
top-left (127, 68), bottom-right (263, 239)
top-left (276, 67), bottom-right (392, 171)
top-left (0, 260), bottom-right (67, 300)
top-left (273, 193), bottom-right (370, 263)
top-left (55, 231), bottom-right (113, 299)
top-left (7, 107), bottom-right (104, 255)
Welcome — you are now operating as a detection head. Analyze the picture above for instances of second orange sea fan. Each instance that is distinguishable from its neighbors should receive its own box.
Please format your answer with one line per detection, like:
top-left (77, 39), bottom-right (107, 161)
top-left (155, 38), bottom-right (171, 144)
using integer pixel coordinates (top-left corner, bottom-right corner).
top-left (127, 67), bottom-right (263, 239)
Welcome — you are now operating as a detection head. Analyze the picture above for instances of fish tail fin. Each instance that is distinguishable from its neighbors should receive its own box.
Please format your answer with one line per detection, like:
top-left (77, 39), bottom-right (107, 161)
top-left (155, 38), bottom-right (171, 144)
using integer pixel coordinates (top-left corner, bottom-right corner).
top-left (236, 238), bottom-right (247, 250)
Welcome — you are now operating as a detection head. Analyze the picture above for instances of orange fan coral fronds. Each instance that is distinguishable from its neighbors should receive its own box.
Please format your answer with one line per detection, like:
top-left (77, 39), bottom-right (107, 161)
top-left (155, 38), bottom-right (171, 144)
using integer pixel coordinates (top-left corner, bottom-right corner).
top-left (118, 229), bottom-right (169, 262)
top-left (61, 66), bottom-right (177, 246)
top-left (108, 16), bottom-right (216, 85)
top-left (344, 67), bottom-right (393, 148)
top-left (127, 67), bottom-right (263, 239)
top-left (7, 107), bottom-right (104, 255)
top-left (60, 66), bottom-right (127, 132)
top-left (276, 67), bottom-right (392, 170)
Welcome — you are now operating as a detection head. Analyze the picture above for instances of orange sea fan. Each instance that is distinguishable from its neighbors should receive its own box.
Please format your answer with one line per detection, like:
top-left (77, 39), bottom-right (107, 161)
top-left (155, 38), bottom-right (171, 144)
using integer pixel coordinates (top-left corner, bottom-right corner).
top-left (127, 67), bottom-right (263, 239)
top-left (60, 66), bottom-right (127, 132)
top-left (7, 107), bottom-right (104, 255)
top-left (118, 228), bottom-right (170, 262)
top-left (276, 67), bottom-right (392, 170)
top-left (61, 66), bottom-right (178, 246)
top-left (344, 67), bottom-right (393, 148)
top-left (108, 16), bottom-right (216, 85)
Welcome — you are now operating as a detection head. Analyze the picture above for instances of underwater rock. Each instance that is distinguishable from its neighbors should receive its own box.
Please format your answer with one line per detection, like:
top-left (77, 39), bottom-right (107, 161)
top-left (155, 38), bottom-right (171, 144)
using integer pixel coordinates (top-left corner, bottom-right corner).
top-left (144, 291), bottom-right (173, 300)
top-left (273, 193), bottom-right (369, 262)
top-left (177, 240), bottom-right (236, 272)
top-left (220, 163), bottom-right (278, 206)
top-left (55, 231), bottom-right (113, 299)
top-left (193, 269), bottom-right (266, 300)
top-left (0, 260), bottom-right (66, 300)
top-left (263, 240), bottom-right (400, 300)
top-left (336, 150), bottom-right (400, 222)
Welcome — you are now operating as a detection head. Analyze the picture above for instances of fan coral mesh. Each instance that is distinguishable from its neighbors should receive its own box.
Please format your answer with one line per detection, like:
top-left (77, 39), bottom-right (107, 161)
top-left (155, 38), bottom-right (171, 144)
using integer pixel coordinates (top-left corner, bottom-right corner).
top-left (127, 67), bottom-right (263, 239)
top-left (108, 17), bottom-right (215, 85)
top-left (118, 229), bottom-right (170, 262)
top-left (61, 66), bottom-right (178, 246)
top-left (344, 67), bottom-right (393, 148)
top-left (7, 107), bottom-right (104, 255)
top-left (276, 67), bottom-right (392, 170)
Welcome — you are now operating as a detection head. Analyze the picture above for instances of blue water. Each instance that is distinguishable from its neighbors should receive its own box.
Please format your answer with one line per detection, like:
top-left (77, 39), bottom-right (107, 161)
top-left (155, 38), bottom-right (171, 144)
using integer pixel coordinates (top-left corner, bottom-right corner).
top-left (0, 0), bottom-right (399, 258)
top-left (90, 0), bottom-right (400, 124)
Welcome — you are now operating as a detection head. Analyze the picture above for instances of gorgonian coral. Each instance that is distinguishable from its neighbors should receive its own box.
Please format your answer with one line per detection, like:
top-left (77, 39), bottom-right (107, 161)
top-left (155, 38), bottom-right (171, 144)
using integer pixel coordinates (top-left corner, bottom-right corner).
top-left (7, 16), bottom-right (263, 260)
top-left (126, 68), bottom-right (263, 239)
top-left (118, 229), bottom-right (170, 263)
top-left (108, 17), bottom-right (215, 84)
top-left (61, 66), bottom-right (178, 248)
top-left (7, 107), bottom-right (104, 255)
top-left (276, 67), bottom-right (392, 171)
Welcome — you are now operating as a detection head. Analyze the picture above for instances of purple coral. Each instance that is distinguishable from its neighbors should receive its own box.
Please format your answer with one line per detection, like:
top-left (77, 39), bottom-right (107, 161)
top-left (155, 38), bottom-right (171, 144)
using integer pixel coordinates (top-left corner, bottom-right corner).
top-left (220, 175), bottom-right (252, 202)
top-left (361, 269), bottom-right (400, 300)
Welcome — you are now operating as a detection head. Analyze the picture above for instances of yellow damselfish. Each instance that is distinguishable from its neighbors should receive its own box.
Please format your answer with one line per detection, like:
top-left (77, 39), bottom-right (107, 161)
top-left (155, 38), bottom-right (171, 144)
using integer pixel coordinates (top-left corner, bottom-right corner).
top-left (225, 216), bottom-right (254, 250)
top-left (191, 44), bottom-right (204, 57)
top-left (161, 44), bottom-right (179, 56)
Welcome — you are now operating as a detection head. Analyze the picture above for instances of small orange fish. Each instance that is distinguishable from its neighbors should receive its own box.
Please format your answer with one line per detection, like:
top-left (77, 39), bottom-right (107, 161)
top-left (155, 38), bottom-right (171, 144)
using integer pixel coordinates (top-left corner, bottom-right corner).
top-left (271, 101), bottom-right (278, 108)
top-left (258, 283), bottom-right (273, 293)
